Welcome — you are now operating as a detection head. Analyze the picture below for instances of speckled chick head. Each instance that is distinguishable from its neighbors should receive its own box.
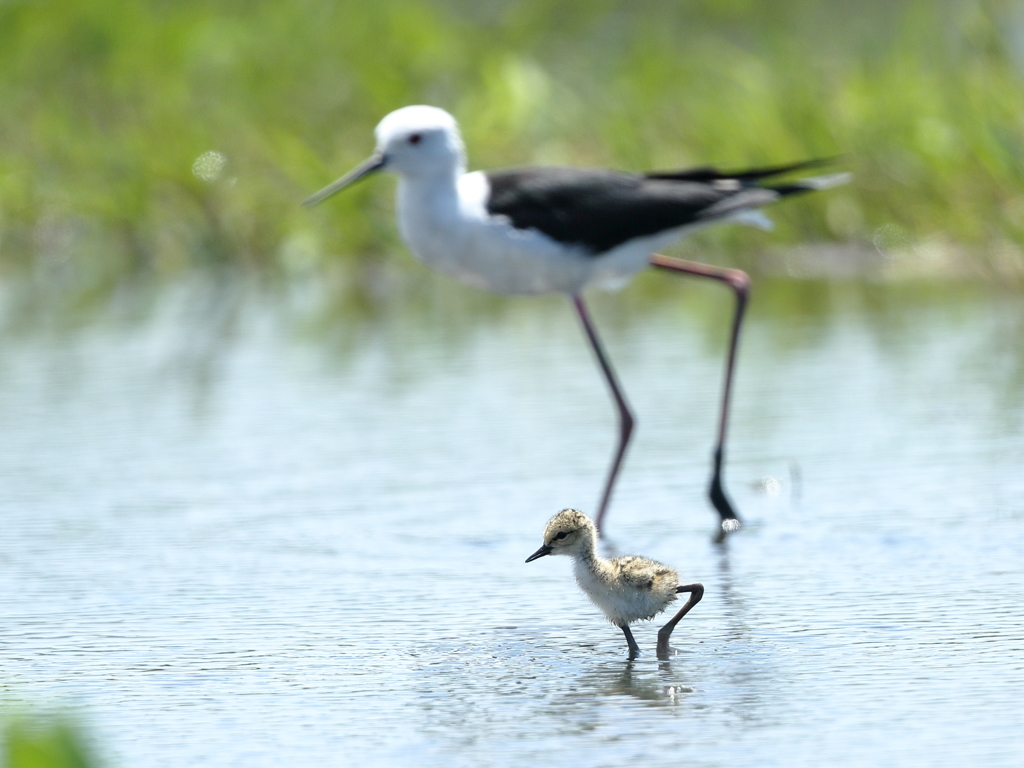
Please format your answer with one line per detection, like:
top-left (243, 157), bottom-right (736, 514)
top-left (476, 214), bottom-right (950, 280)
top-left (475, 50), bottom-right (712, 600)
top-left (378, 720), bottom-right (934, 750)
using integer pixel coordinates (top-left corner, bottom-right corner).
top-left (526, 508), bottom-right (598, 563)
top-left (543, 508), bottom-right (598, 554)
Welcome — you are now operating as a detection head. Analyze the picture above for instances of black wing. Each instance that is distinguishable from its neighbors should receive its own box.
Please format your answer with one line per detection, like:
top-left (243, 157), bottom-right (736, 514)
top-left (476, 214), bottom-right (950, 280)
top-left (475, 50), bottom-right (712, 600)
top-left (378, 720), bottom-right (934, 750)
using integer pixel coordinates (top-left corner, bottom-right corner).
top-left (484, 163), bottom-right (825, 254)
top-left (645, 157), bottom-right (840, 183)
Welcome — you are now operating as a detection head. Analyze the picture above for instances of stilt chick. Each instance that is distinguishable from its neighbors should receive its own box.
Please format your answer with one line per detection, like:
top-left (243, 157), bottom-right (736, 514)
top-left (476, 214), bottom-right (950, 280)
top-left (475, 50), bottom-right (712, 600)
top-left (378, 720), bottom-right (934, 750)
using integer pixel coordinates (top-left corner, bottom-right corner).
top-left (526, 508), bottom-right (703, 659)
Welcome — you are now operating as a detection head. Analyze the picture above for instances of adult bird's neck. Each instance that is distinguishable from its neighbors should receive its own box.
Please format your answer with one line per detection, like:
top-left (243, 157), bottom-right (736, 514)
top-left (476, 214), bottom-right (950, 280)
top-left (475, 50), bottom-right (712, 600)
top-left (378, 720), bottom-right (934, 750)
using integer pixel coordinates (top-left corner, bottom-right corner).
top-left (397, 162), bottom-right (464, 190)
top-left (396, 170), bottom-right (466, 240)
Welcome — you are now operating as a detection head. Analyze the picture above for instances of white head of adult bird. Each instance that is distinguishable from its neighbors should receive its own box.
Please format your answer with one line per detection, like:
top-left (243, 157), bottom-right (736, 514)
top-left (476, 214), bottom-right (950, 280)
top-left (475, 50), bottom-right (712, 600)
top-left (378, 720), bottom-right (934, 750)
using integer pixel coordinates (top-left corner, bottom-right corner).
top-left (306, 105), bottom-right (850, 536)
top-left (525, 508), bottom-right (704, 659)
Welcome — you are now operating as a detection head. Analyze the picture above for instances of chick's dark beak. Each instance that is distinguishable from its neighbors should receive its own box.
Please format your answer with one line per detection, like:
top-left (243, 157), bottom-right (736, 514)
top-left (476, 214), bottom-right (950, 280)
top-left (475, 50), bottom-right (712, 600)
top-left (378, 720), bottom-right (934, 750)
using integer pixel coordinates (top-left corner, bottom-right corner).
top-left (303, 153), bottom-right (386, 208)
top-left (525, 544), bottom-right (553, 563)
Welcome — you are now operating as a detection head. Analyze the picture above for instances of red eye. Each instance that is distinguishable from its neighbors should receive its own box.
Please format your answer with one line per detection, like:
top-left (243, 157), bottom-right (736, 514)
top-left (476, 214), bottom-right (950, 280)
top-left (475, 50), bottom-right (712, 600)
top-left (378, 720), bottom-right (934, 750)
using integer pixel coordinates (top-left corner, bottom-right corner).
top-left (408, 134), bottom-right (421, 144)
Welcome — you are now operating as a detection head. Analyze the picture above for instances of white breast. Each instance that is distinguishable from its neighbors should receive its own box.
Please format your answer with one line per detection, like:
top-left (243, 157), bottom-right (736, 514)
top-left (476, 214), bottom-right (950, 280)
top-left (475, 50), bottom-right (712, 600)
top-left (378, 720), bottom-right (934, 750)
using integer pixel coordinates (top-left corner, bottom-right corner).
top-left (573, 558), bottom-right (669, 626)
top-left (395, 171), bottom-right (657, 296)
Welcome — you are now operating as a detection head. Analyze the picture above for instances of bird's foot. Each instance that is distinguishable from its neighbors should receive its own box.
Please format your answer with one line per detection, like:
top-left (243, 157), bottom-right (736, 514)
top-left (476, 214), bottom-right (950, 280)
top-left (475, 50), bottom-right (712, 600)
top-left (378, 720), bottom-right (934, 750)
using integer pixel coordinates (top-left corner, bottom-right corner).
top-left (656, 630), bottom-right (673, 660)
top-left (712, 517), bottom-right (742, 543)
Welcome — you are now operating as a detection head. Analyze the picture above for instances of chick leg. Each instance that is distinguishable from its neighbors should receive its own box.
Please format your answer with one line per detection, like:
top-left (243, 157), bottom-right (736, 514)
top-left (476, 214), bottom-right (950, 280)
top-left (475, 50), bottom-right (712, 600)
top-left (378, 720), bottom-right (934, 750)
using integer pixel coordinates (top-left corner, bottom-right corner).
top-left (620, 624), bottom-right (641, 660)
top-left (657, 583), bottom-right (705, 660)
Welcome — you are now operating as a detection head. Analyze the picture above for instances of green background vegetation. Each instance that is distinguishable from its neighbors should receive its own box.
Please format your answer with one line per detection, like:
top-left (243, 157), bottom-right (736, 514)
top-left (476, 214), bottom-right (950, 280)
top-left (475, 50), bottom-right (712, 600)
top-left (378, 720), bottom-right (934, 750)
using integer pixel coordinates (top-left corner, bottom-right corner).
top-left (3, 717), bottom-right (95, 768)
top-left (2, 0), bottom-right (1024, 304)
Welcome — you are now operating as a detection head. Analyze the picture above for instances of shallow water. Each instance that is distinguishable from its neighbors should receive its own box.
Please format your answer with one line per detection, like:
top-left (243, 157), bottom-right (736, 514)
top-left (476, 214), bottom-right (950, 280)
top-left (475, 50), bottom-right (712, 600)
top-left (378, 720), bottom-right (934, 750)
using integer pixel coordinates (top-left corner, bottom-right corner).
top-left (2, 278), bottom-right (1023, 767)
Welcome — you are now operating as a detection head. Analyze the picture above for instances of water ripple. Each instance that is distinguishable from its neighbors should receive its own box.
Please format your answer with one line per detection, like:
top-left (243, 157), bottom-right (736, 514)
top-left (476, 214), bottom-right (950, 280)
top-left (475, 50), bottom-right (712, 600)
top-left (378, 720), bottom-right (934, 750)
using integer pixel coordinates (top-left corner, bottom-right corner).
top-left (2, 285), bottom-right (1024, 766)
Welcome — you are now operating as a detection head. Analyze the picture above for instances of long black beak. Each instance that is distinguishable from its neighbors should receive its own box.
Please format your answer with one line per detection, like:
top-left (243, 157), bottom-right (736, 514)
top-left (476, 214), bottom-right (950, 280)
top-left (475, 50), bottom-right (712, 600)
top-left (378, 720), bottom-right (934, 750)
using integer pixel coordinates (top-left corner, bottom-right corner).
top-left (302, 153), bottom-right (386, 208)
top-left (525, 544), bottom-right (552, 563)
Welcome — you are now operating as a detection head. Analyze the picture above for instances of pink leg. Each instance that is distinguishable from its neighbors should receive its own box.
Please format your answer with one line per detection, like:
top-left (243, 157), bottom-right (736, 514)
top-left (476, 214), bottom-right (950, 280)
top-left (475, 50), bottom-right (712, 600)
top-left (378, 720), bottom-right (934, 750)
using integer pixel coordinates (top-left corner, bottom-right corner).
top-left (571, 295), bottom-right (635, 536)
top-left (649, 254), bottom-right (749, 531)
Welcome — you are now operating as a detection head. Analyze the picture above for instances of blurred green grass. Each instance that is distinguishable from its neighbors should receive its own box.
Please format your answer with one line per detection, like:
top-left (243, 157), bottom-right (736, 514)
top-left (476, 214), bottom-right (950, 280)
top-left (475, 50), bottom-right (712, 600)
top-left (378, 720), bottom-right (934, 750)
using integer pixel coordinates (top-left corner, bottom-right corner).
top-left (3, 717), bottom-right (95, 768)
top-left (2, 0), bottom-right (1024, 303)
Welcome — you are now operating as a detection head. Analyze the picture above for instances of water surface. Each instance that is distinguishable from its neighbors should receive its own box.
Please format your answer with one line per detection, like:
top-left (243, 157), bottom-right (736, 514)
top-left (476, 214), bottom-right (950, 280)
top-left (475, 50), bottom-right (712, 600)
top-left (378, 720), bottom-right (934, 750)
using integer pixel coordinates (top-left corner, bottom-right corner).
top-left (2, 278), bottom-right (1023, 767)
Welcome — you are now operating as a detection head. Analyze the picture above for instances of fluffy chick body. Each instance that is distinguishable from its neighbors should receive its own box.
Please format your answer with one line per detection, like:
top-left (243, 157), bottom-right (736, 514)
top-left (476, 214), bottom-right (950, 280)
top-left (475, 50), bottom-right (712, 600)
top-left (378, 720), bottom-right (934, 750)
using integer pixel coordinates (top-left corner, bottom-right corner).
top-left (529, 508), bottom-right (683, 627)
